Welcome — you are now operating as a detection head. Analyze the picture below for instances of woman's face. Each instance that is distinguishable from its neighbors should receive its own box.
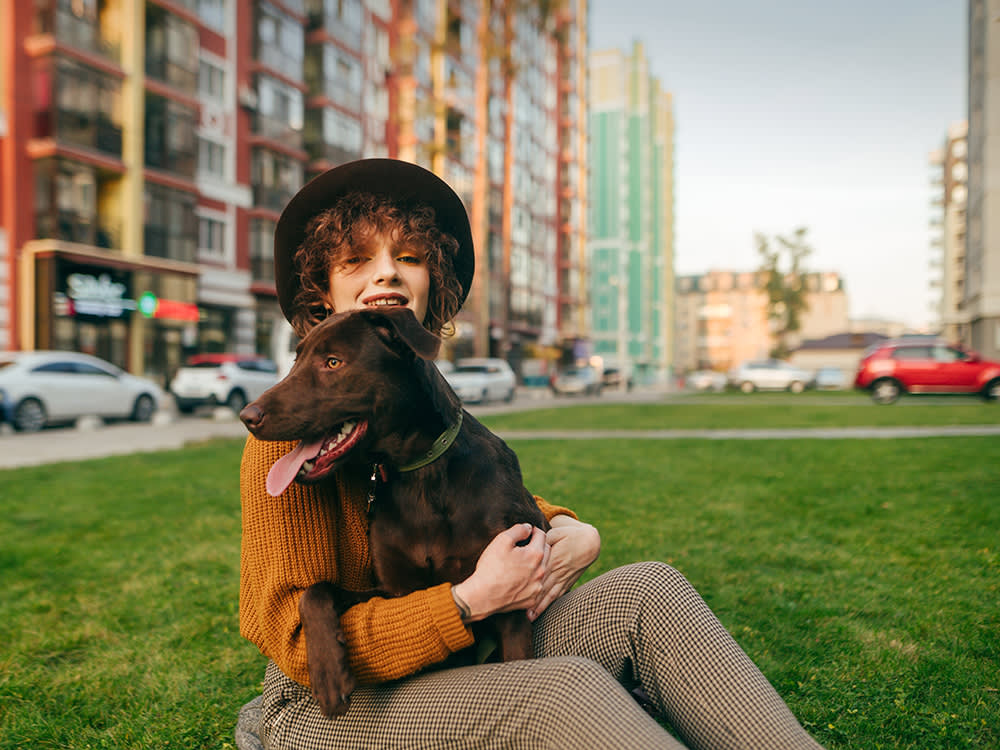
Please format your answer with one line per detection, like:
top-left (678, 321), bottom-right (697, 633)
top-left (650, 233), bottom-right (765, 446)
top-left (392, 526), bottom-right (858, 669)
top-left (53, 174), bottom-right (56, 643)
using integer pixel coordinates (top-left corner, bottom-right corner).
top-left (324, 232), bottom-right (430, 323)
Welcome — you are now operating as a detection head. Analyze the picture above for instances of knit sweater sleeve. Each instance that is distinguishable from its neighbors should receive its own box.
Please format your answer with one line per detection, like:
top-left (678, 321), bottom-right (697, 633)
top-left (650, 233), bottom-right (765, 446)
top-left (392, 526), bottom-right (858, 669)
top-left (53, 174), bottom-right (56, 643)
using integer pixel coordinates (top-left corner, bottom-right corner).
top-left (239, 436), bottom-right (474, 687)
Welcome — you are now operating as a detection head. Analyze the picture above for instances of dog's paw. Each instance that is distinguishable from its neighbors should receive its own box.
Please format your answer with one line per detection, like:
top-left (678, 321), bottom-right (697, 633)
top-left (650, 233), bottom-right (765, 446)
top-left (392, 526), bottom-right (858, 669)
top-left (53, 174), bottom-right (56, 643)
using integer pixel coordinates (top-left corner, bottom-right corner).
top-left (311, 664), bottom-right (356, 718)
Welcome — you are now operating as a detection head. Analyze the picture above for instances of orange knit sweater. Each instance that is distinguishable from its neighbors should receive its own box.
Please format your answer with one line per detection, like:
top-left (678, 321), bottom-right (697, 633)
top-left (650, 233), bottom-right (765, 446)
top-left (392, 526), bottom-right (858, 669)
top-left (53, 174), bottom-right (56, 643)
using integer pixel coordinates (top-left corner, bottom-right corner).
top-left (239, 434), bottom-right (575, 687)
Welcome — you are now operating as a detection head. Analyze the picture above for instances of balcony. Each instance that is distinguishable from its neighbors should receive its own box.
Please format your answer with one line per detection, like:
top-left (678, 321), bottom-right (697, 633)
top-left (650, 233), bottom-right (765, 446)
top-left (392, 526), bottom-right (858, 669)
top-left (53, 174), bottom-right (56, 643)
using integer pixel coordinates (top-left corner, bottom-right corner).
top-left (306, 140), bottom-right (362, 166)
top-left (253, 184), bottom-right (296, 213)
top-left (34, 1), bottom-right (120, 62)
top-left (252, 111), bottom-right (304, 149)
top-left (145, 55), bottom-right (198, 95)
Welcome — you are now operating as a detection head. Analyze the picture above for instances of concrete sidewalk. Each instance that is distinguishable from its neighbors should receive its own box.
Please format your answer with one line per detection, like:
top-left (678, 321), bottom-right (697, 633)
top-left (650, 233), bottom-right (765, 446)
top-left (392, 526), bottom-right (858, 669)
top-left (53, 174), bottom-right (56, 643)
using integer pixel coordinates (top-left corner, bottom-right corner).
top-left (0, 410), bottom-right (250, 469)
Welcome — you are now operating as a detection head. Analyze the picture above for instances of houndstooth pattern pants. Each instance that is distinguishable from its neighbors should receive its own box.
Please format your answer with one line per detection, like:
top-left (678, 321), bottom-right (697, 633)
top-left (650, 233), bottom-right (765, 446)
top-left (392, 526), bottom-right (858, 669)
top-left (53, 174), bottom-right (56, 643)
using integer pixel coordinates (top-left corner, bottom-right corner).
top-left (254, 562), bottom-right (824, 749)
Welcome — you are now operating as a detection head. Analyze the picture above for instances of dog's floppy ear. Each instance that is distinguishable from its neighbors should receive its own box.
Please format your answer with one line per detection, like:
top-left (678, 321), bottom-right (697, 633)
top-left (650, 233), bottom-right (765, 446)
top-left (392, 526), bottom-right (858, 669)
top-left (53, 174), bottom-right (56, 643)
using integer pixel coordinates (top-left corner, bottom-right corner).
top-left (360, 307), bottom-right (442, 360)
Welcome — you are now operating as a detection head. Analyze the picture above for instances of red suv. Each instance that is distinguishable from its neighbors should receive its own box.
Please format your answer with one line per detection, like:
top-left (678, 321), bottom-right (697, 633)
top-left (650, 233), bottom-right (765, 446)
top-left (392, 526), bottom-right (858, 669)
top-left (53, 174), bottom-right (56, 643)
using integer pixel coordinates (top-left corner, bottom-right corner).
top-left (854, 339), bottom-right (1000, 404)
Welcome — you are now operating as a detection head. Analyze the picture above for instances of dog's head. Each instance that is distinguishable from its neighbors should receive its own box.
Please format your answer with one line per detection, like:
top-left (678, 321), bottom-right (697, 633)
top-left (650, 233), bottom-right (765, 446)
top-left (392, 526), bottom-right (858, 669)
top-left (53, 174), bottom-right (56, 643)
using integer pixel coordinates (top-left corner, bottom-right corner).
top-left (240, 307), bottom-right (459, 495)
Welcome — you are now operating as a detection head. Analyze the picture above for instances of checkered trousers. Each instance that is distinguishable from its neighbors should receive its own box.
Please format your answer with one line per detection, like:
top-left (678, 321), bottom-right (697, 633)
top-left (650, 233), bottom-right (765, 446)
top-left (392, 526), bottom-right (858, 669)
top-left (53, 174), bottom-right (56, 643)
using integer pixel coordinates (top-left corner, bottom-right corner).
top-left (255, 562), bottom-right (824, 750)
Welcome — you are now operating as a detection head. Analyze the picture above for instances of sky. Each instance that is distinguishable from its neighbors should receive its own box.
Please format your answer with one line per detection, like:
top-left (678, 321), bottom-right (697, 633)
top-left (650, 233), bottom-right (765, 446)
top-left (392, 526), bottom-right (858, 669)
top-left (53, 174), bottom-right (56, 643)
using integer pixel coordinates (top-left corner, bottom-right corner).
top-left (588, 0), bottom-right (968, 330)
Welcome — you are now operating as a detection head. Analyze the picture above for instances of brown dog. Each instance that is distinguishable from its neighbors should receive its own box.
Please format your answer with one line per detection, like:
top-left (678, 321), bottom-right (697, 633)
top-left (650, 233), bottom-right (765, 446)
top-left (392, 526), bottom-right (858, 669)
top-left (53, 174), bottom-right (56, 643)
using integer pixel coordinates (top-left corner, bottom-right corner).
top-left (239, 307), bottom-right (547, 718)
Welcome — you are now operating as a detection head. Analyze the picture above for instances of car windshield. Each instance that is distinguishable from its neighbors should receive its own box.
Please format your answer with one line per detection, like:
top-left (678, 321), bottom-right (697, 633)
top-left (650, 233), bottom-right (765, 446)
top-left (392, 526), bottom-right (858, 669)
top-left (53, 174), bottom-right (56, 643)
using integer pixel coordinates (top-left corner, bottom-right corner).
top-left (455, 365), bottom-right (489, 374)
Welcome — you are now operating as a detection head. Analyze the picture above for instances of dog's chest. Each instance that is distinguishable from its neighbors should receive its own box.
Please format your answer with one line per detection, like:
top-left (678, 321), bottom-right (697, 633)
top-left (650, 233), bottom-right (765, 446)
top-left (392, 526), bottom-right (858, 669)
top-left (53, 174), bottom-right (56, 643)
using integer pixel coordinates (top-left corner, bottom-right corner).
top-left (367, 491), bottom-right (494, 594)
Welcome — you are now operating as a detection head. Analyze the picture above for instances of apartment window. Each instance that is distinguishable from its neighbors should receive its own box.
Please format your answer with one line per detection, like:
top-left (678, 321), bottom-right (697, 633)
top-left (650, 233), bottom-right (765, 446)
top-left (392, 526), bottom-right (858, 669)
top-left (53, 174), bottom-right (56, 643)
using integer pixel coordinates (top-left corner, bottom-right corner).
top-left (256, 74), bottom-right (304, 143)
top-left (35, 159), bottom-right (95, 244)
top-left (251, 148), bottom-right (303, 211)
top-left (34, 0), bottom-right (107, 58)
top-left (198, 59), bottom-right (226, 102)
top-left (145, 94), bottom-right (197, 177)
top-left (36, 57), bottom-right (122, 157)
top-left (197, 136), bottom-right (227, 179)
top-left (312, 0), bottom-right (362, 45)
top-left (249, 218), bottom-right (276, 282)
top-left (144, 184), bottom-right (197, 263)
top-left (198, 214), bottom-right (227, 262)
top-left (256, 2), bottom-right (304, 81)
top-left (323, 109), bottom-right (362, 152)
top-left (321, 46), bottom-right (362, 109)
top-left (198, 0), bottom-right (226, 32)
top-left (145, 7), bottom-right (198, 93)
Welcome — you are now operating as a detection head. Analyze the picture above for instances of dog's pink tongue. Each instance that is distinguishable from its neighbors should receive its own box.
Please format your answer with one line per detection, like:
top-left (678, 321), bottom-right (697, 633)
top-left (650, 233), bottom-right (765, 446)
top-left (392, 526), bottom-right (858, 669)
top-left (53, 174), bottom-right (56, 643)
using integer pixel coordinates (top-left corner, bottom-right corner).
top-left (267, 438), bottom-right (325, 496)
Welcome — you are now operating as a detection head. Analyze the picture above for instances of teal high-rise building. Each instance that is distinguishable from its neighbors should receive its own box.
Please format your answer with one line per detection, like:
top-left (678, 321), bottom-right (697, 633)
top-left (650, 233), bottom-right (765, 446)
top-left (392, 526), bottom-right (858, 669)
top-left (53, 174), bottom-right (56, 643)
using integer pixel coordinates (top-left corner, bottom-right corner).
top-left (588, 42), bottom-right (675, 384)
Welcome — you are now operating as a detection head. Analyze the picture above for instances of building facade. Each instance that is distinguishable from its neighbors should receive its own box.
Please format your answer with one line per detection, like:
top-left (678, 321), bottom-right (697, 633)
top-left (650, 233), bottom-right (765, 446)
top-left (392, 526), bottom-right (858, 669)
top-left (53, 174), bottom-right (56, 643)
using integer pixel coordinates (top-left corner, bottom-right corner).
top-left (673, 269), bottom-right (849, 374)
top-left (0, 0), bottom-right (589, 383)
top-left (928, 120), bottom-right (969, 343)
top-left (967, 0), bottom-right (1000, 358)
top-left (588, 41), bottom-right (674, 384)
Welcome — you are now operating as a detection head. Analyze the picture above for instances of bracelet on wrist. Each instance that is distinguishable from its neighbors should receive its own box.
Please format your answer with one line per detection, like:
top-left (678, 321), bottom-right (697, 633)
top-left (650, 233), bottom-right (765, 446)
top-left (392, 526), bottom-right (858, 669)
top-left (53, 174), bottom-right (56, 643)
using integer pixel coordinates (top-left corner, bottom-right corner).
top-left (451, 588), bottom-right (472, 622)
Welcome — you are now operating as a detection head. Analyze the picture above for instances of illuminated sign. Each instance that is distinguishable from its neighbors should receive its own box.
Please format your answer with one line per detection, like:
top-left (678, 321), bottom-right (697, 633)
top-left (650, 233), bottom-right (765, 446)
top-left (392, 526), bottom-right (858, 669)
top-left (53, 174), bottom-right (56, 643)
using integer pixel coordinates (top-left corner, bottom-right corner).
top-left (54, 269), bottom-right (199, 323)
top-left (138, 292), bottom-right (200, 322)
top-left (64, 273), bottom-right (137, 318)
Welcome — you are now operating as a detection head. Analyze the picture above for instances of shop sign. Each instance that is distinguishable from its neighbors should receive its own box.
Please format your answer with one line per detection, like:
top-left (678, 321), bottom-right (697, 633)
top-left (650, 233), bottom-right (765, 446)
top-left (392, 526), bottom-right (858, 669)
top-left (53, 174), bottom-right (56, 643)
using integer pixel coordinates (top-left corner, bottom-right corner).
top-left (63, 272), bottom-right (137, 318)
top-left (138, 291), bottom-right (200, 322)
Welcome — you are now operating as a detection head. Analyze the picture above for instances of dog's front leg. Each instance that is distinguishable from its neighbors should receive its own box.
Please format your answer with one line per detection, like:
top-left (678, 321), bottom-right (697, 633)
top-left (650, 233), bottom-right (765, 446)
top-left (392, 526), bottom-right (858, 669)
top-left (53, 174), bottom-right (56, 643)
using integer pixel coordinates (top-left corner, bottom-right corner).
top-left (493, 610), bottom-right (535, 662)
top-left (299, 581), bottom-right (356, 718)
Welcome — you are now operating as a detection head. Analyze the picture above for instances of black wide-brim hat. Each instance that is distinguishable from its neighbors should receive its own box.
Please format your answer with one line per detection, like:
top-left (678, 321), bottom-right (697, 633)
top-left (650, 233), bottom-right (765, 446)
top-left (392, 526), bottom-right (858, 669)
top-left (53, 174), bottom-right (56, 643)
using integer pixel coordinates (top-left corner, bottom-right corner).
top-left (273, 158), bottom-right (475, 323)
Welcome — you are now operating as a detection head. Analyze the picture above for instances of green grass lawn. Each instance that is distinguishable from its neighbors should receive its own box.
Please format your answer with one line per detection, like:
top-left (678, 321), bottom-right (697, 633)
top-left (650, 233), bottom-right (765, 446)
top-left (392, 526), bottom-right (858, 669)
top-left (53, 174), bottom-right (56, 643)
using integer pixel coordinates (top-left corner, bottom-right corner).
top-left (480, 394), bottom-right (1000, 431)
top-left (1, 401), bottom-right (997, 749)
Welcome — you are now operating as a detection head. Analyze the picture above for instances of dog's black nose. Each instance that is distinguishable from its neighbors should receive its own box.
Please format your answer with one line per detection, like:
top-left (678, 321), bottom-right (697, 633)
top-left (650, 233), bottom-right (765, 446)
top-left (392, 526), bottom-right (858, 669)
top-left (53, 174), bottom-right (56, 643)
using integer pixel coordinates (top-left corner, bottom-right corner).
top-left (240, 404), bottom-right (264, 430)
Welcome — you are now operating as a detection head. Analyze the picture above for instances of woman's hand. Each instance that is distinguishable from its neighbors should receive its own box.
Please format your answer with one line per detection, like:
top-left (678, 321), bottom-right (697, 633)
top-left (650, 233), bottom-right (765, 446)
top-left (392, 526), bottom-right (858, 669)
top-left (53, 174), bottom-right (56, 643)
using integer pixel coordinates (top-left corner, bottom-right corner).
top-left (451, 523), bottom-right (550, 623)
top-left (527, 515), bottom-right (601, 621)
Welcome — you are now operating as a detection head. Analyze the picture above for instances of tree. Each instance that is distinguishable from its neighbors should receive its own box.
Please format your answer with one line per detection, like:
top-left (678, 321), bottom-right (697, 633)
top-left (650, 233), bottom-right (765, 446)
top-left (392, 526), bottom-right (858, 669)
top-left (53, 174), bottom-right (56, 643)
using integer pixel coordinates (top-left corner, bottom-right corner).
top-left (755, 226), bottom-right (812, 360)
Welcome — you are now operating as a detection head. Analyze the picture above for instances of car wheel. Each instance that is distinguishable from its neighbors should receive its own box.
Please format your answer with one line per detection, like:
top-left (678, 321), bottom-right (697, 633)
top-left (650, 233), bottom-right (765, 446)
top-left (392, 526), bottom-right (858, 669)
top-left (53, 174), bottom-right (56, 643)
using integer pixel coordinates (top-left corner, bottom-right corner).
top-left (480, 389), bottom-right (488, 404)
top-left (740, 381), bottom-right (756, 394)
top-left (13, 398), bottom-right (46, 432)
top-left (504, 388), bottom-right (515, 403)
top-left (131, 394), bottom-right (156, 422)
top-left (789, 380), bottom-right (805, 394)
top-left (226, 390), bottom-right (248, 413)
top-left (984, 378), bottom-right (1000, 402)
top-left (871, 378), bottom-right (902, 405)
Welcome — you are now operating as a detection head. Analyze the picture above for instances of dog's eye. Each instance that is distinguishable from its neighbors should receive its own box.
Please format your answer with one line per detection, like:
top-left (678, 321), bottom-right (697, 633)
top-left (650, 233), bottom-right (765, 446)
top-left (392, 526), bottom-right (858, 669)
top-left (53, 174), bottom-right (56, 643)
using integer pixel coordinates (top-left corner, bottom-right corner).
top-left (325, 356), bottom-right (343, 369)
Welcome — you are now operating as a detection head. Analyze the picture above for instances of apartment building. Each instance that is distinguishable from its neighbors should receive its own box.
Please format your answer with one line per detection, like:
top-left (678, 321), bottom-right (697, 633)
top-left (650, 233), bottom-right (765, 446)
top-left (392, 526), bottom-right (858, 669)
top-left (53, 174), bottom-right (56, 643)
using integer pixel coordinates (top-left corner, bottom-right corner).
top-left (928, 120), bottom-right (969, 343)
top-left (966, 0), bottom-right (1000, 358)
top-left (0, 0), bottom-right (588, 382)
top-left (588, 41), bottom-right (674, 384)
top-left (673, 269), bottom-right (848, 374)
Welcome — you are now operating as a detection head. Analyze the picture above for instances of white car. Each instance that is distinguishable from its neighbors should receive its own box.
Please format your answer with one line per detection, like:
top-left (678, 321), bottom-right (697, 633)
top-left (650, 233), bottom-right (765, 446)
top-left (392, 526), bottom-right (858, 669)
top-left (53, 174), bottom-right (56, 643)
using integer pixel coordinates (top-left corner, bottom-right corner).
top-left (0, 350), bottom-right (165, 432)
top-left (728, 359), bottom-right (812, 393)
top-left (443, 358), bottom-right (516, 404)
top-left (169, 354), bottom-right (280, 413)
top-left (686, 370), bottom-right (728, 392)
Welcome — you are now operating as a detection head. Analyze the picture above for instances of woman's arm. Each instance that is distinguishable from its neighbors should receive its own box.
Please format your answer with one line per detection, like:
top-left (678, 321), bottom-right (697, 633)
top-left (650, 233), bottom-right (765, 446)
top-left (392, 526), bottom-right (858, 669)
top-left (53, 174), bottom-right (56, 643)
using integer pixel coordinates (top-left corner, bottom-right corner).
top-left (451, 513), bottom-right (601, 624)
top-left (240, 436), bottom-right (474, 687)
top-left (532, 514), bottom-right (601, 620)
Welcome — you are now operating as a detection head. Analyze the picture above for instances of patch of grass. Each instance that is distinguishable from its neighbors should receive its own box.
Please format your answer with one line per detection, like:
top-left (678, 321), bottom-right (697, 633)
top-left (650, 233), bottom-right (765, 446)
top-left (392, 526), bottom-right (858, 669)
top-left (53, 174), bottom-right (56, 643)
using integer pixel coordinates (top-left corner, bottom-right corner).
top-left (1, 417), bottom-right (997, 748)
top-left (0, 440), bottom-right (259, 750)
top-left (514, 436), bottom-right (1000, 750)
top-left (481, 397), bottom-right (1000, 431)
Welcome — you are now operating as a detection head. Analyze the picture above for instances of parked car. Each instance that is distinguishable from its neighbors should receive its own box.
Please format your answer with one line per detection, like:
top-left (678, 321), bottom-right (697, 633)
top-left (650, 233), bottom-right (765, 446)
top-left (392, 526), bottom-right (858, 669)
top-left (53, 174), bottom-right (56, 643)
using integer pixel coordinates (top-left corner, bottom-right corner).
top-left (169, 353), bottom-right (280, 414)
top-left (551, 365), bottom-right (603, 396)
top-left (443, 357), bottom-right (516, 404)
top-left (811, 366), bottom-right (851, 390)
top-left (0, 350), bottom-right (164, 432)
top-left (600, 360), bottom-right (634, 391)
top-left (686, 370), bottom-right (728, 392)
top-left (728, 359), bottom-right (812, 393)
top-left (854, 339), bottom-right (1000, 404)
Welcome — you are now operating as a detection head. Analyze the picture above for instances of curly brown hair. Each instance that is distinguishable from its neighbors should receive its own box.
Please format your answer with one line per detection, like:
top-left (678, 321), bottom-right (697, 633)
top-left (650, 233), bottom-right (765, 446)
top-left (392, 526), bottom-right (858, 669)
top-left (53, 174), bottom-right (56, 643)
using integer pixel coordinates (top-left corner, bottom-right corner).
top-left (288, 192), bottom-right (464, 338)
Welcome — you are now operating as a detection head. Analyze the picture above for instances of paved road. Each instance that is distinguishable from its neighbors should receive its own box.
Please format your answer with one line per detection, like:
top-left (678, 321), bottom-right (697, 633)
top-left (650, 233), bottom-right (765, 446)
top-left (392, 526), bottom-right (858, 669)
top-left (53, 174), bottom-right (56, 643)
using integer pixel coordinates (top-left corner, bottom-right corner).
top-left (1, 390), bottom-right (997, 470)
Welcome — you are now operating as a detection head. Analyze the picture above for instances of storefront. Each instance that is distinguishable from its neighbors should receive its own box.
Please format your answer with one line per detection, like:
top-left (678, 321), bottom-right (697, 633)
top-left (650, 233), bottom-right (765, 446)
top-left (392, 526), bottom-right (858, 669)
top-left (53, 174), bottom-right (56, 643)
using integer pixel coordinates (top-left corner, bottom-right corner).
top-left (23, 244), bottom-right (200, 385)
